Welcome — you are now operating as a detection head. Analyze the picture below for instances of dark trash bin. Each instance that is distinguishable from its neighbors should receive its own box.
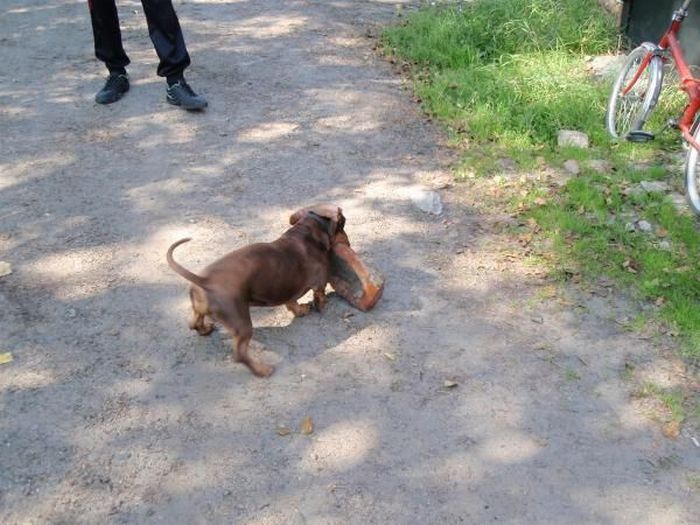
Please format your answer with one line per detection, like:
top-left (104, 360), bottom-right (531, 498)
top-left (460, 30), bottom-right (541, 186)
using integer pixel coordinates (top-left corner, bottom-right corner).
top-left (621, 0), bottom-right (700, 66)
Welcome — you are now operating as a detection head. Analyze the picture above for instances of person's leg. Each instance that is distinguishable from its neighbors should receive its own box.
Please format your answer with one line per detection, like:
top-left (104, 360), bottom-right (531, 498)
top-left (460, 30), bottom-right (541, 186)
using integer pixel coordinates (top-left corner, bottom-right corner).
top-left (87, 0), bottom-right (130, 74)
top-left (140, 0), bottom-right (207, 110)
top-left (88, 0), bottom-right (130, 104)
top-left (140, 0), bottom-right (190, 79)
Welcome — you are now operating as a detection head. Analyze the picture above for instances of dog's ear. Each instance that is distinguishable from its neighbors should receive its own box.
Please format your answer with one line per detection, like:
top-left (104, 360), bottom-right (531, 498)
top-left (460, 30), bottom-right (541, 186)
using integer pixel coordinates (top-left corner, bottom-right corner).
top-left (309, 204), bottom-right (343, 237)
top-left (290, 204), bottom-right (344, 236)
top-left (336, 208), bottom-right (346, 233)
top-left (289, 208), bottom-right (306, 225)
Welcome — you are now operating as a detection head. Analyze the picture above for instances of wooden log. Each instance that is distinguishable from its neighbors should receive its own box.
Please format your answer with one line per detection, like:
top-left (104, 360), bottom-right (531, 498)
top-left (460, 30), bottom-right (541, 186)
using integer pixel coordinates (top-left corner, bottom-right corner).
top-left (329, 243), bottom-right (384, 312)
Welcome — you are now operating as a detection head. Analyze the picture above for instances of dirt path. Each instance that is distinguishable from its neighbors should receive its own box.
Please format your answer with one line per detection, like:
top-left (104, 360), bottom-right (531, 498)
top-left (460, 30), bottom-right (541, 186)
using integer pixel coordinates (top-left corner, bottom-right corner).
top-left (1, 1), bottom-right (698, 523)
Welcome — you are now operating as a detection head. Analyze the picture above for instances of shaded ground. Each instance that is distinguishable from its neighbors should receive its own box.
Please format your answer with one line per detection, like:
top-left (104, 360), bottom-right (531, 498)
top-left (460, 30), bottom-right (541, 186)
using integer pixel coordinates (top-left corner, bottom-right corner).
top-left (0, 1), bottom-right (698, 523)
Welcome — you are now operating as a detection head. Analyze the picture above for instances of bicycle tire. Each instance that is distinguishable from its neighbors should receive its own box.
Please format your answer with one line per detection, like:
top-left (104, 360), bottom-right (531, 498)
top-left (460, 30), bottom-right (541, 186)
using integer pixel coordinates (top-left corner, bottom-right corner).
top-left (606, 44), bottom-right (664, 139)
top-left (684, 125), bottom-right (700, 214)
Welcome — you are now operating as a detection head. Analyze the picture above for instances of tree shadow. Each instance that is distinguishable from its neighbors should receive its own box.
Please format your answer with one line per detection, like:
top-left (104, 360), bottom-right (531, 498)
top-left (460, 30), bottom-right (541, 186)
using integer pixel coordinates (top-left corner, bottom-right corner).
top-left (1, 0), bottom-right (697, 523)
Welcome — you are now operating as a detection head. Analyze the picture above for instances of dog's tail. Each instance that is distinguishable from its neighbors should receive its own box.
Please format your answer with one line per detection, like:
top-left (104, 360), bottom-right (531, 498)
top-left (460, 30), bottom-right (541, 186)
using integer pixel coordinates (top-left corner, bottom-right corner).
top-left (166, 238), bottom-right (207, 288)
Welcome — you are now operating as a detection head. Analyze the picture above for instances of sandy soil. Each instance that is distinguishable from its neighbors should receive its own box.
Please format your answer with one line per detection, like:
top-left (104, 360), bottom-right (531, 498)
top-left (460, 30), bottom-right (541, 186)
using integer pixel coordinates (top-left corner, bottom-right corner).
top-left (1, 1), bottom-right (698, 523)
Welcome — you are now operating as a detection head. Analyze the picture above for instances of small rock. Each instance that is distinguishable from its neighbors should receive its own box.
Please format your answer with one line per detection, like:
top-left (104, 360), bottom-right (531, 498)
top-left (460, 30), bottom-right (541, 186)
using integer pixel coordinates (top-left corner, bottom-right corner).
top-left (558, 130), bottom-right (590, 149)
top-left (640, 180), bottom-right (670, 193)
top-left (625, 222), bottom-right (636, 232)
top-left (497, 158), bottom-right (517, 171)
top-left (586, 54), bottom-right (626, 80)
top-left (551, 172), bottom-right (573, 187)
top-left (0, 261), bottom-right (12, 278)
top-left (563, 160), bottom-right (581, 175)
top-left (67, 308), bottom-right (77, 318)
top-left (275, 425), bottom-right (291, 436)
top-left (586, 159), bottom-right (613, 173)
top-left (658, 240), bottom-right (671, 251)
top-left (408, 187), bottom-right (443, 215)
top-left (667, 192), bottom-right (691, 214)
top-left (443, 380), bottom-right (458, 389)
top-left (637, 220), bottom-right (653, 232)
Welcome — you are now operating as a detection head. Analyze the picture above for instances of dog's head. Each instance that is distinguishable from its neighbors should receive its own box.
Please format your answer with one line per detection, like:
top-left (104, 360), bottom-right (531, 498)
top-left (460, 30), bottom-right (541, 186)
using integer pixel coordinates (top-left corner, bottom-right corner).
top-left (289, 204), bottom-right (348, 248)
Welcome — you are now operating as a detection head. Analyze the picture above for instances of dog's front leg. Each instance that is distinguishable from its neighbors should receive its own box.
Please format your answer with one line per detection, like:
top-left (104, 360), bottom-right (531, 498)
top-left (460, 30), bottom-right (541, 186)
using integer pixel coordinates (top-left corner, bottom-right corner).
top-left (313, 287), bottom-right (327, 312)
top-left (285, 301), bottom-right (312, 317)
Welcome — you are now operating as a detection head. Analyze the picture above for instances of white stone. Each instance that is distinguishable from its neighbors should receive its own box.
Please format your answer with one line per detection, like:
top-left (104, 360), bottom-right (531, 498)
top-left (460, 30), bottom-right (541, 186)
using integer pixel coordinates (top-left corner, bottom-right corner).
top-left (667, 192), bottom-right (691, 214)
top-left (637, 220), bottom-right (653, 232)
top-left (586, 159), bottom-right (613, 173)
top-left (586, 54), bottom-right (626, 80)
top-left (558, 130), bottom-right (590, 149)
top-left (640, 180), bottom-right (670, 193)
top-left (408, 187), bottom-right (443, 215)
top-left (563, 160), bottom-right (581, 175)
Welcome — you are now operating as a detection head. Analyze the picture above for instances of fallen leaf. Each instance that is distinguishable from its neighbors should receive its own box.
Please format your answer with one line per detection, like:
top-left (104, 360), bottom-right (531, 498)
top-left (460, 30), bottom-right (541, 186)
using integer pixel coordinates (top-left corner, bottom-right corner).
top-left (655, 296), bottom-right (666, 306)
top-left (275, 425), bottom-right (291, 436)
top-left (0, 352), bottom-right (13, 365)
top-left (300, 416), bottom-right (314, 435)
top-left (662, 420), bottom-right (680, 439)
top-left (656, 227), bottom-right (668, 238)
top-left (0, 261), bottom-right (11, 278)
top-left (622, 258), bottom-right (639, 273)
top-left (383, 352), bottom-right (396, 361)
top-left (443, 380), bottom-right (458, 389)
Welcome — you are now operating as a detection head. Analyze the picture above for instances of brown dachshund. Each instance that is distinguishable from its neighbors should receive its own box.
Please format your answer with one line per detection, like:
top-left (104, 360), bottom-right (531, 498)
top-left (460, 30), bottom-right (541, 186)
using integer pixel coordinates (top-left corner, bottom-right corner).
top-left (167, 204), bottom-right (346, 377)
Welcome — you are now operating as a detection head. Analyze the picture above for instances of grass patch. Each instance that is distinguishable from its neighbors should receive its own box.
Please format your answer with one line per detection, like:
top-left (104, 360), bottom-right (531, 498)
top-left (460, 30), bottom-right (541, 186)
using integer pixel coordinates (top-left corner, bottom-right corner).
top-left (383, 0), bottom-right (700, 362)
top-left (635, 382), bottom-right (687, 424)
top-left (384, 0), bottom-right (617, 154)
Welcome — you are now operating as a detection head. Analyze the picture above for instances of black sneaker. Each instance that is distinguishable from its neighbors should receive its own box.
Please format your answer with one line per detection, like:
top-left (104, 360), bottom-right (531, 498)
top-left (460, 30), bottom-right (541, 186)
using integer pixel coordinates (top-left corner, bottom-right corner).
top-left (166, 80), bottom-right (208, 111)
top-left (95, 73), bottom-right (129, 105)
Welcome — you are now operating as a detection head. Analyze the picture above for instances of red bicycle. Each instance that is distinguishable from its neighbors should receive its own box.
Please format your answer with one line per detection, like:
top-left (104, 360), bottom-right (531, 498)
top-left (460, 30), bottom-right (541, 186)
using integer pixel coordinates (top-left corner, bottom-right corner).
top-left (606, 0), bottom-right (700, 214)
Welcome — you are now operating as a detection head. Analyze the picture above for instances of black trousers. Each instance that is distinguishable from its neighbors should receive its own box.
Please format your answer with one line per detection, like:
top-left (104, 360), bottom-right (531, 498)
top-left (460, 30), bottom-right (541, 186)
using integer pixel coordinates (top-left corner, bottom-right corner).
top-left (88, 0), bottom-right (191, 78)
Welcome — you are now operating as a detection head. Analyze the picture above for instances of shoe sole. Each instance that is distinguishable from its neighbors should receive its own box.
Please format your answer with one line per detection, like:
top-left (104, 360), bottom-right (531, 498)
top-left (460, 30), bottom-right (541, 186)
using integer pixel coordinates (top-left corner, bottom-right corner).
top-left (166, 94), bottom-right (207, 111)
top-left (95, 86), bottom-right (129, 105)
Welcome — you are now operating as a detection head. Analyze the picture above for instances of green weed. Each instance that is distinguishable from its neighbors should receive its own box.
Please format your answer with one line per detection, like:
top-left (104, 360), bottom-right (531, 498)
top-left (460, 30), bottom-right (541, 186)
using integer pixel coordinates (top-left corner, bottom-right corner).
top-left (383, 0), bottom-right (699, 360)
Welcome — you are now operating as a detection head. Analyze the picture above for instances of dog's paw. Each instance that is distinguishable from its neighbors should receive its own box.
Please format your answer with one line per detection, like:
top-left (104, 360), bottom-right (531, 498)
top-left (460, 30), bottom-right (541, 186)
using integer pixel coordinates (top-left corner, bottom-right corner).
top-left (252, 362), bottom-right (275, 378)
top-left (286, 301), bottom-right (312, 318)
top-left (197, 324), bottom-right (215, 336)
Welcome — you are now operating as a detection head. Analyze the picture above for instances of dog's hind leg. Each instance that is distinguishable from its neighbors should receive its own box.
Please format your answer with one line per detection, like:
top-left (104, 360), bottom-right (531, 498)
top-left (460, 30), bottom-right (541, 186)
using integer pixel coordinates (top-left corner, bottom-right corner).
top-left (188, 286), bottom-right (215, 335)
top-left (219, 304), bottom-right (274, 378)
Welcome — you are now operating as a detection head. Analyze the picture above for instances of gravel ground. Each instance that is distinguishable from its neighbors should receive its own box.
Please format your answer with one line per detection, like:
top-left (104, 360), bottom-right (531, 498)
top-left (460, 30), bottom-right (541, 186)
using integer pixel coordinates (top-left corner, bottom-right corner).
top-left (1, 1), bottom-right (698, 523)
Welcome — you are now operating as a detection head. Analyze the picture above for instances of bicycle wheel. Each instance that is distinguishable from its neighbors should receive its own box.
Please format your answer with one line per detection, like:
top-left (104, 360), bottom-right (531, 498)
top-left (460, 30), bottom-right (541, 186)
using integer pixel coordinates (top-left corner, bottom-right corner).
top-left (606, 43), bottom-right (664, 139)
top-left (684, 124), bottom-right (700, 214)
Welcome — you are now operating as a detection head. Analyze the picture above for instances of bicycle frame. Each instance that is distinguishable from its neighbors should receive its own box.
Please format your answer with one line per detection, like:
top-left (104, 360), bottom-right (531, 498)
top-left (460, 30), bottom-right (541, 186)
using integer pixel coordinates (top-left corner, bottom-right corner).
top-left (662, 3), bottom-right (700, 147)
top-left (623, 0), bottom-right (700, 150)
